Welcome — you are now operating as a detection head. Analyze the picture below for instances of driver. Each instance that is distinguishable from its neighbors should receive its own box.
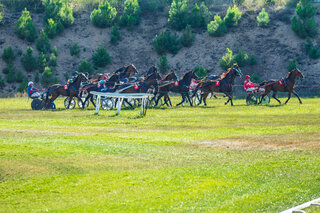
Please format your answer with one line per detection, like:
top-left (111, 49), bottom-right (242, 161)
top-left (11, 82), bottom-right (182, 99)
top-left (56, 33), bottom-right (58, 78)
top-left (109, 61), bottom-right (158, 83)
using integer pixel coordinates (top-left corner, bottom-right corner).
top-left (244, 75), bottom-right (259, 92)
top-left (27, 82), bottom-right (41, 98)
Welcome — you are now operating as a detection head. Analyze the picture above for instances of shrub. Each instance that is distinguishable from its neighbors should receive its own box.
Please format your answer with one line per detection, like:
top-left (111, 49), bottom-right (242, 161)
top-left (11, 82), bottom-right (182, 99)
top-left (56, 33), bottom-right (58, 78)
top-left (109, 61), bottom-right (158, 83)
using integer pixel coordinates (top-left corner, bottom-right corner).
top-left (6, 69), bottom-right (16, 83)
top-left (305, 38), bottom-right (320, 59)
top-left (15, 70), bottom-right (25, 83)
top-left (59, 2), bottom-right (74, 27)
top-left (189, 3), bottom-right (211, 29)
top-left (305, 37), bottom-right (313, 53)
top-left (224, 5), bottom-right (242, 27)
top-left (194, 66), bottom-right (207, 78)
top-left (45, 18), bottom-right (58, 38)
top-left (0, 75), bottom-right (4, 88)
top-left (207, 15), bottom-right (227, 37)
top-left (43, 0), bottom-right (62, 21)
top-left (0, 11), bottom-right (3, 25)
top-left (15, 8), bottom-right (37, 42)
top-left (2, 63), bottom-right (15, 75)
top-left (251, 73), bottom-right (261, 83)
top-left (2, 46), bottom-right (16, 64)
top-left (21, 47), bottom-right (38, 72)
top-left (41, 66), bottom-right (57, 87)
top-left (158, 56), bottom-right (170, 74)
top-left (53, 46), bottom-right (58, 56)
top-left (110, 26), bottom-right (121, 45)
top-left (90, 1), bottom-right (117, 28)
top-left (296, 0), bottom-right (316, 19)
top-left (168, 0), bottom-right (189, 30)
top-left (36, 30), bottom-right (51, 54)
top-left (233, 50), bottom-right (248, 67)
top-left (248, 54), bottom-right (258, 65)
top-left (38, 52), bottom-right (47, 73)
top-left (78, 60), bottom-right (94, 75)
top-left (70, 43), bottom-right (80, 57)
top-left (18, 79), bottom-right (28, 92)
top-left (139, 0), bottom-right (158, 13)
top-left (181, 25), bottom-right (195, 47)
top-left (257, 8), bottom-right (270, 27)
top-left (49, 53), bottom-right (57, 67)
top-left (152, 29), bottom-right (181, 55)
top-left (219, 48), bottom-right (234, 70)
top-left (304, 17), bottom-right (317, 38)
top-left (291, 16), bottom-right (306, 38)
top-left (119, 0), bottom-right (141, 29)
top-left (34, 71), bottom-right (40, 83)
top-left (92, 46), bottom-right (111, 67)
top-left (287, 58), bottom-right (299, 72)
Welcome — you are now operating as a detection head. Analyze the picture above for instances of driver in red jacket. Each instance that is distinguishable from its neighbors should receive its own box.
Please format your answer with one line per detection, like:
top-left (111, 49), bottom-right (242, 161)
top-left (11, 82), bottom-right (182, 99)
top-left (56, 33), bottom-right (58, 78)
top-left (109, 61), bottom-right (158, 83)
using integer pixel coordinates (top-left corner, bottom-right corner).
top-left (244, 75), bottom-right (259, 92)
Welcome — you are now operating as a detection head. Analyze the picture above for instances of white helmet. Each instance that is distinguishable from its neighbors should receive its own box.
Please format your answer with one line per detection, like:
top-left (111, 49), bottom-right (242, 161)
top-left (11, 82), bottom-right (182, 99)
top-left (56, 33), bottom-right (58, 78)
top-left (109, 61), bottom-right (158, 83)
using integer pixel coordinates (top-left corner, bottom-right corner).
top-left (28, 81), bottom-right (34, 86)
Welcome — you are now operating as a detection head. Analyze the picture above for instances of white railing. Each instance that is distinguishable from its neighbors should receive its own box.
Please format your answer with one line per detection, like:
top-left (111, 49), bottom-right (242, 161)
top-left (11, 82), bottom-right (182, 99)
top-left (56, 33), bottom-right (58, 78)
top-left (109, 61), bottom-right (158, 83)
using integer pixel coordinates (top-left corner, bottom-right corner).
top-left (90, 91), bottom-right (154, 116)
top-left (281, 197), bottom-right (320, 213)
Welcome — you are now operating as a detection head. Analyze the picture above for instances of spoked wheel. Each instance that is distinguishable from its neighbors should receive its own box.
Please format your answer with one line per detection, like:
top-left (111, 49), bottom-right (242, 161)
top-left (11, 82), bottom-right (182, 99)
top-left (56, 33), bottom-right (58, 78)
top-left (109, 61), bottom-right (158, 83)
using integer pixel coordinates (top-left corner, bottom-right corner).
top-left (101, 98), bottom-right (114, 110)
top-left (260, 95), bottom-right (270, 104)
top-left (246, 93), bottom-right (258, 105)
top-left (78, 98), bottom-right (89, 108)
top-left (64, 97), bottom-right (76, 109)
top-left (31, 99), bottom-right (43, 110)
top-left (123, 98), bottom-right (135, 108)
top-left (149, 97), bottom-right (162, 107)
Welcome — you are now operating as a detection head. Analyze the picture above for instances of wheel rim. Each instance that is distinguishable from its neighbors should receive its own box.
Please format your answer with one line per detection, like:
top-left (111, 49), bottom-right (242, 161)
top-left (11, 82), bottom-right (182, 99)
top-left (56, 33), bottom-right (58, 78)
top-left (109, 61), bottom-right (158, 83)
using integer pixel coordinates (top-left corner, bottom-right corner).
top-left (101, 98), bottom-right (113, 110)
top-left (64, 97), bottom-right (76, 109)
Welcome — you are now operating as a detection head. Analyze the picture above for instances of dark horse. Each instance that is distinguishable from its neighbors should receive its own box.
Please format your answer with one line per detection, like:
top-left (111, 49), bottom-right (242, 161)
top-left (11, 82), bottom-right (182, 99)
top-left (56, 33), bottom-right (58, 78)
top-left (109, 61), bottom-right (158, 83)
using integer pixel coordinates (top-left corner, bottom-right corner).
top-left (80, 74), bottom-right (121, 108)
top-left (117, 64), bottom-right (139, 79)
top-left (119, 72), bottom-right (159, 94)
top-left (259, 68), bottom-right (304, 104)
top-left (155, 70), bottom-right (197, 107)
top-left (45, 73), bottom-right (88, 108)
top-left (194, 64), bottom-right (242, 106)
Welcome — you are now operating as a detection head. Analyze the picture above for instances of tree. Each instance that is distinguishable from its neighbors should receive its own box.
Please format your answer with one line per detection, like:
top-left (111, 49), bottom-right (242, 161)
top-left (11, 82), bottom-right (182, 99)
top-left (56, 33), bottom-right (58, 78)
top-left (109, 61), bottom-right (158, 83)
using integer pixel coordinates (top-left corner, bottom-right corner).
top-left (16, 8), bottom-right (37, 42)
top-left (219, 48), bottom-right (234, 70)
top-left (38, 52), bottom-right (47, 73)
top-left (2, 46), bottom-right (16, 64)
top-left (90, 1), bottom-right (117, 28)
top-left (152, 29), bottom-right (181, 55)
top-left (296, 0), bottom-right (316, 19)
top-left (158, 56), bottom-right (170, 74)
top-left (49, 53), bottom-right (57, 67)
top-left (194, 66), bottom-right (207, 78)
top-left (110, 26), bottom-right (121, 45)
top-left (92, 46), bottom-right (111, 67)
top-left (257, 8), bottom-right (270, 27)
top-left (189, 2), bottom-right (210, 29)
top-left (59, 2), bottom-right (74, 27)
top-left (70, 43), bottom-right (80, 57)
top-left (78, 60), bottom-right (94, 74)
top-left (181, 25), bottom-right (195, 47)
top-left (224, 5), bottom-right (242, 27)
top-left (45, 18), bottom-right (58, 38)
top-left (119, 0), bottom-right (141, 29)
top-left (287, 58), bottom-right (299, 72)
top-left (233, 50), bottom-right (248, 67)
top-left (207, 15), bottom-right (227, 37)
top-left (41, 67), bottom-right (57, 87)
top-left (36, 30), bottom-right (51, 54)
top-left (0, 11), bottom-right (3, 25)
top-left (168, 0), bottom-right (189, 30)
top-left (21, 47), bottom-right (38, 72)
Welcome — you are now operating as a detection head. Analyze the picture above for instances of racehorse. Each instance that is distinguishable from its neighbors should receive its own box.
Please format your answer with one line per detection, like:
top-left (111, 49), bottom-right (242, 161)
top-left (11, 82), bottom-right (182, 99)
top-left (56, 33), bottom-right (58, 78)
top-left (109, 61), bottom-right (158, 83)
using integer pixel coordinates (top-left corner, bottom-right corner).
top-left (44, 73), bottom-right (88, 109)
top-left (155, 70), bottom-right (198, 107)
top-left (259, 68), bottom-right (304, 104)
top-left (195, 64), bottom-right (242, 106)
top-left (119, 72), bottom-right (159, 94)
top-left (118, 64), bottom-right (138, 80)
top-left (80, 74), bottom-right (121, 108)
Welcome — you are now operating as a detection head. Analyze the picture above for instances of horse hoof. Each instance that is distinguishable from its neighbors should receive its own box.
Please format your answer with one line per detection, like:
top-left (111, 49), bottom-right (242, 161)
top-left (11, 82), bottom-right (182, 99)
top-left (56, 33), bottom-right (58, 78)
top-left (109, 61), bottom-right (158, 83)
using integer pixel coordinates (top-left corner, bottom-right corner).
top-left (300, 101), bottom-right (303, 104)
top-left (225, 102), bottom-right (227, 105)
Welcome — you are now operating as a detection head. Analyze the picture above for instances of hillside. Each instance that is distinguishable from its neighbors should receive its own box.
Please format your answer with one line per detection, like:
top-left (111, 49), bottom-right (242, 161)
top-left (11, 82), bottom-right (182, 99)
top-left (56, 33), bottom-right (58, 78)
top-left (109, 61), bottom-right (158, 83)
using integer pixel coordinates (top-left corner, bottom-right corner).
top-left (0, 1), bottom-right (319, 96)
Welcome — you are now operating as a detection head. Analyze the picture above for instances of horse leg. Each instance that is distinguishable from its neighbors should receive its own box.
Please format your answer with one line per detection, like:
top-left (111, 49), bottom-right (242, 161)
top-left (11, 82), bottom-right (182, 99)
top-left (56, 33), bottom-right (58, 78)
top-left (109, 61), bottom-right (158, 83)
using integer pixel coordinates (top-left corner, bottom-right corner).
top-left (68, 95), bottom-right (74, 109)
top-left (272, 92), bottom-right (281, 104)
top-left (187, 94), bottom-right (193, 106)
top-left (90, 95), bottom-right (96, 108)
top-left (284, 92), bottom-right (292, 104)
top-left (155, 93), bottom-right (163, 106)
top-left (293, 90), bottom-right (303, 104)
top-left (230, 95), bottom-right (234, 106)
top-left (177, 94), bottom-right (185, 106)
top-left (225, 95), bottom-right (230, 105)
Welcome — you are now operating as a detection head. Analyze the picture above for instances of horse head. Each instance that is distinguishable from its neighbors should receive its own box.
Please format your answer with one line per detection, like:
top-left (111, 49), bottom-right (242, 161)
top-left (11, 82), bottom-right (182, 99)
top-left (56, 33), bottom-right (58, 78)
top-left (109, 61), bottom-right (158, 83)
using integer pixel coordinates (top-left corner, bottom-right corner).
top-left (163, 71), bottom-right (177, 81)
top-left (292, 68), bottom-right (304, 79)
top-left (144, 72), bottom-right (158, 87)
top-left (231, 63), bottom-right (242, 77)
top-left (127, 64), bottom-right (138, 75)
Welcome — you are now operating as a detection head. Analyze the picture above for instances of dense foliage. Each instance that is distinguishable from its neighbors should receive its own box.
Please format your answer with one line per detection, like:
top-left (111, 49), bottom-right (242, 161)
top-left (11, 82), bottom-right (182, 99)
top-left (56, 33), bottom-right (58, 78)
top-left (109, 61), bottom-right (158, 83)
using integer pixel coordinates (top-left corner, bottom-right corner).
top-left (0, 11), bottom-right (3, 25)
top-left (36, 30), bottom-right (51, 54)
top-left (194, 66), bottom-right (207, 78)
top-left (41, 66), bottom-right (57, 87)
top-left (110, 26), bottom-right (121, 45)
top-left (21, 47), bottom-right (38, 72)
top-left (219, 48), bottom-right (234, 70)
top-left (158, 56), bottom-right (170, 74)
top-left (92, 46), bottom-right (111, 67)
top-left (189, 3), bottom-right (211, 29)
top-left (257, 8), bottom-right (270, 27)
top-left (219, 48), bottom-right (255, 70)
top-left (15, 8), bottom-right (37, 42)
top-left (224, 5), bottom-right (242, 27)
top-left (49, 53), bottom-right (57, 67)
top-left (38, 52), bottom-right (47, 73)
top-left (70, 43), bottom-right (80, 57)
top-left (119, 0), bottom-right (141, 29)
top-left (304, 38), bottom-right (320, 59)
top-left (2, 46), bottom-right (16, 64)
top-left (168, 0), bottom-right (189, 30)
top-left (78, 60), bottom-right (94, 74)
top-left (207, 15), bottom-right (227, 37)
top-left (181, 25), bottom-right (195, 47)
top-left (152, 29), bottom-right (181, 55)
top-left (287, 58), bottom-right (299, 71)
top-left (90, 1), bottom-right (117, 28)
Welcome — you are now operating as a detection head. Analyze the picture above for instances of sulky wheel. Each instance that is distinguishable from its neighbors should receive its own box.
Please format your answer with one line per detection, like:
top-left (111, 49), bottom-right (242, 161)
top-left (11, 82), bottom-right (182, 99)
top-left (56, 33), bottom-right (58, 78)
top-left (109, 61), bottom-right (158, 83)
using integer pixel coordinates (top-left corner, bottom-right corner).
top-left (101, 98), bottom-right (114, 110)
top-left (260, 95), bottom-right (270, 104)
top-left (78, 97), bottom-right (89, 109)
top-left (246, 93), bottom-right (258, 105)
top-left (64, 97), bottom-right (76, 109)
top-left (31, 99), bottom-right (43, 110)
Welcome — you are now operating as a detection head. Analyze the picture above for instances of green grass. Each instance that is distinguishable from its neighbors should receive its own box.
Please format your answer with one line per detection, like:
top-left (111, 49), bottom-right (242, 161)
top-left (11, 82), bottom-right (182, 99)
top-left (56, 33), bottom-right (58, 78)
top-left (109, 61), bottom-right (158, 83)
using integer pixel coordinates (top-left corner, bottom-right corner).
top-left (0, 97), bottom-right (320, 212)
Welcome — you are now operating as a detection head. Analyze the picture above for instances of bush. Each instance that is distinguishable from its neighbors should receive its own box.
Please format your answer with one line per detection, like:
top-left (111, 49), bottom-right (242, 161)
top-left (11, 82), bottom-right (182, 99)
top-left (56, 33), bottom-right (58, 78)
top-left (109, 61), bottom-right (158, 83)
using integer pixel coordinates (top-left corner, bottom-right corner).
top-left (110, 26), bottom-right (121, 45)
top-left (70, 43), bottom-right (80, 57)
top-left (43, 0), bottom-right (62, 21)
top-left (34, 71), bottom-right (40, 83)
top-left (18, 79), bottom-right (28, 92)
top-left (296, 0), bottom-right (316, 19)
top-left (189, 2), bottom-right (211, 29)
top-left (224, 5), bottom-right (242, 27)
top-left (49, 53), bottom-right (57, 67)
top-left (168, 0), bottom-right (189, 30)
top-left (207, 15), bottom-right (227, 37)
top-left (53, 46), bottom-right (58, 56)
top-left (2, 46), bottom-right (16, 64)
top-left (139, 0), bottom-right (158, 13)
top-left (21, 47), bottom-right (38, 72)
top-left (59, 2), bottom-right (74, 27)
top-left (152, 29), bottom-right (181, 55)
top-left (287, 58), bottom-right (299, 72)
top-left (0, 11), bottom-right (3, 25)
top-left (233, 50), bottom-right (248, 67)
top-left (45, 18), bottom-right (58, 38)
top-left (36, 30), bottom-right (51, 54)
top-left (78, 60), bottom-right (94, 75)
top-left (0, 75), bottom-right (4, 88)
top-left (2, 63), bottom-right (15, 74)
top-left (291, 16), bottom-right (306, 38)
top-left (219, 48), bottom-right (234, 70)
top-left (158, 56), bottom-right (170, 74)
top-left (194, 66), bottom-right (207, 78)
top-left (304, 17), bottom-right (317, 38)
top-left (38, 52), bottom-right (47, 73)
top-left (181, 25), bottom-right (195, 47)
top-left (305, 38), bottom-right (320, 59)
top-left (92, 46), bottom-right (111, 67)
top-left (248, 54), bottom-right (258, 65)
top-left (6, 69), bottom-right (16, 83)
top-left (257, 8), bottom-right (270, 27)
top-left (119, 0), bottom-right (141, 29)
top-left (90, 1), bottom-right (117, 28)
top-left (15, 70), bottom-right (26, 83)
top-left (15, 8), bottom-right (37, 42)
top-left (41, 66), bottom-right (57, 87)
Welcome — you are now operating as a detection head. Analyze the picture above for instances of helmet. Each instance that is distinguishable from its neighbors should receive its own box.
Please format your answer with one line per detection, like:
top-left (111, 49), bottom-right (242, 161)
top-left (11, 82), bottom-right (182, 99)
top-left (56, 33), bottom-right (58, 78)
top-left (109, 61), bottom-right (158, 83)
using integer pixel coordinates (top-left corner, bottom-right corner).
top-left (100, 80), bottom-right (106, 84)
top-left (28, 81), bottom-right (34, 86)
top-left (245, 75), bottom-right (250, 80)
top-left (84, 72), bottom-right (89, 77)
top-left (123, 78), bottom-right (128, 82)
top-left (73, 71), bottom-right (78, 76)
top-left (102, 76), bottom-right (107, 80)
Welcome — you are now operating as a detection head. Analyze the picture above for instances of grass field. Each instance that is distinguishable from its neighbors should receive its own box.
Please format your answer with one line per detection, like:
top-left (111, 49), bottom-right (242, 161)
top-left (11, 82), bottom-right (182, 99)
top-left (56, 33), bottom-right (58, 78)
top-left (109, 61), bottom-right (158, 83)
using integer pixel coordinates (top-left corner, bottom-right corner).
top-left (0, 97), bottom-right (320, 212)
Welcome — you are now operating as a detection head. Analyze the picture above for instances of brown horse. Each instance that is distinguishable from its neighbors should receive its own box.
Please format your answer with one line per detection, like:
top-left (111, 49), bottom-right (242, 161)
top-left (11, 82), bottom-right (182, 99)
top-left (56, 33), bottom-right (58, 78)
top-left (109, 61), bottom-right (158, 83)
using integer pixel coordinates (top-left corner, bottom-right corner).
top-left (45, 73), bottom-right (88, 108)
top-left (90, 64), bottom-right (138, 82)
top-left (119, 72), bottom-right (159, 94)
top-left (194, 64), bottom-right (242, 106)
top-left (259, 68), bottom-right (304, 104)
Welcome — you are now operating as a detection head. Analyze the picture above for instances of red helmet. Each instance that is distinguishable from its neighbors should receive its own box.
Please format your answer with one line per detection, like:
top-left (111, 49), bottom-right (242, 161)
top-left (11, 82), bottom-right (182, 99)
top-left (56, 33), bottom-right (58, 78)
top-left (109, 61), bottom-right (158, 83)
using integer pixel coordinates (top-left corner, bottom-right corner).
top-left (102, 76), bottom-right (107, 80)
top-left (245, 75), bottom-right (250, 80)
